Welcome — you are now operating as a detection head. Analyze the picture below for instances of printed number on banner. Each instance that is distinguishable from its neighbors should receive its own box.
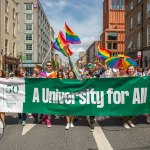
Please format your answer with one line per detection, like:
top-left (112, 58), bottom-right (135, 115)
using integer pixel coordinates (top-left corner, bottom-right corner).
top-left (6, 85), bottom-right (19, 93)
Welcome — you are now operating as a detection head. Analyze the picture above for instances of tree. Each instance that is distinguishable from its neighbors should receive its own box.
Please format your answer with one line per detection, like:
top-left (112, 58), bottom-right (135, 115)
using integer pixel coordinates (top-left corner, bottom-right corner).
top-left (52, 59), bottom-right (56, 70)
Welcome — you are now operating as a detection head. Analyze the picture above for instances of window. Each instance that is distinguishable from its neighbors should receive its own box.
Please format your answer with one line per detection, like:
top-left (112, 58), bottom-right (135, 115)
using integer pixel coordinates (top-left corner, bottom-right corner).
top-left (26, 14), bottom-right (32, 20)
top-left (26, 44), bottom-right (32, 50)
top-left (26, 24), bottom-right (32, 30)
top-left (113, 43), bottom-right (117, 49)
top-left (147, 1), bottom-right (150, 18)
top-left (5, 39), bottom-right (8, 55)
top-left (147, 26), bottom-right (150, 46)
top-left (128, 37), bottom-right (133, 49)
top-left (25, 3), bottom-right (32, 10)
top-left (13, 8), bottom-right (16, 19)
top-left (5, 0), bottom-right (8, 13)
top-left (13, 43), bottom-right (15, 57)
top-left (137, 11), bottom-right (141, 24)
top-left (5, 17), bottom-right (8, 32)
top-left (26, 54), bottom-right (32, 60)
top-left (107, 43), bottom-right (112, 49)
top-left (108, 32), bottom-right (117, 40)
top-left (144, 56), bottom-right (148, 67)
top-left (137, 32), bottom-right (140, 49)
top-left (25, 34), bottom-right (32, 40)
top-left (130, 1), bottom-right (133, 10)
top-left (112, 0), bottom-right (124, 10)
top-left (13, 23), bottom-right (16, 36)
top-left (130, 17), bottom-right (133, 30)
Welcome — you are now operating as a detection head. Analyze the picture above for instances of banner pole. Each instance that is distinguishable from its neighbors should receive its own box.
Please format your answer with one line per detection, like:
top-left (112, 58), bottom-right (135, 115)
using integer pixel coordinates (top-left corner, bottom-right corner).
top-left (41, 45), bottom-right (52, 67)
top-left (68, 56), bottom-right (81, 79)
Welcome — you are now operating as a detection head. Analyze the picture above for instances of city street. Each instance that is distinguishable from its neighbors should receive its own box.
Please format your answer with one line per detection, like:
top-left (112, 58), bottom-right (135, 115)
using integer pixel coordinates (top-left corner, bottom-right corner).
top-left (0, 0), bottom-right (150, 150)
top-left (1, 114), bottom-right (150, 150)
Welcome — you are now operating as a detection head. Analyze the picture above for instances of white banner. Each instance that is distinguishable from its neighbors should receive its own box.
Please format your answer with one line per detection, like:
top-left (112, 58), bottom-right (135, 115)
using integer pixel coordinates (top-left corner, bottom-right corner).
top-left (0, 78), bottom-right (25, 113)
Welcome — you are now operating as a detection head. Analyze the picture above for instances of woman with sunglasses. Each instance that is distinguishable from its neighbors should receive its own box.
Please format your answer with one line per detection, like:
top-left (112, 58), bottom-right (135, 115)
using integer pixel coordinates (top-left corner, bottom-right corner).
top-left (41, 62), bottom-right (57, 128)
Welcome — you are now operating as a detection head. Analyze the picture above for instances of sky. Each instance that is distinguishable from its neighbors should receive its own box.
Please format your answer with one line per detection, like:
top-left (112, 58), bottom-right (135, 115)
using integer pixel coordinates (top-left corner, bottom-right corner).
top-left (40, 0), bottom-right (103, 62)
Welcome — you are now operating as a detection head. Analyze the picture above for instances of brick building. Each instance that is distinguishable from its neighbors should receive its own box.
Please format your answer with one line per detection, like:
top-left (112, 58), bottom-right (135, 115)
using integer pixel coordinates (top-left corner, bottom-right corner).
top-left (100, 0), bottom-right (125, 55)
top-left (125, 0), bottom-right (150, 67)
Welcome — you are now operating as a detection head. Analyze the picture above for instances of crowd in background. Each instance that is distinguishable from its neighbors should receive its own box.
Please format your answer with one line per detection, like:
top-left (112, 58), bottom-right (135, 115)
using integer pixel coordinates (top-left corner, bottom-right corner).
top-left (0, 60), bottom-right (150, 132)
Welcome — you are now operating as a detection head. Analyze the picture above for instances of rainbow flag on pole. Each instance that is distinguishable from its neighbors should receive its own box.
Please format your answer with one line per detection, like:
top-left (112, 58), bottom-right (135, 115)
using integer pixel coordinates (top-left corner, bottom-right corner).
top-left (97, 42), bottom-right (111, 60)
top-left (65, 23), bottom-right (81, 44)
top-left (52, 31), bottom-right (73, 57)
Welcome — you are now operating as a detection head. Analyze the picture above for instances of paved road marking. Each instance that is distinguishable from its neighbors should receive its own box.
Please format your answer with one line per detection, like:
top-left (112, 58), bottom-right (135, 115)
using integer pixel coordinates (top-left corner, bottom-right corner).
top-left (22, 124), bottom-right (37, 135)
top-left (87, 117), bottom-right (113, 150)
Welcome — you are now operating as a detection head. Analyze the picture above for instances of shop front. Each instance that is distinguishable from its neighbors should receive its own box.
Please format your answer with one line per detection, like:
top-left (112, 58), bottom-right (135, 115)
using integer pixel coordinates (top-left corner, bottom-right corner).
top-left (2, 55), bottom-right (20, 76)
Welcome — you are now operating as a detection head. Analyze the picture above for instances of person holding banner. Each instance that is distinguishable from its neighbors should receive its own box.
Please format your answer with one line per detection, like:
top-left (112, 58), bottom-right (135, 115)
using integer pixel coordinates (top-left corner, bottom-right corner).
top-left (32, 65), bottom-right (46, 124)
top-left (87, 62), bottom-right (107, 131)
top-left (16, 68), bottom-right (27, 126)
top-left (115, 67), bottom-right (127, 77)
top-left (57, 71), bottom-right (64, 79)
top-left (41, 62), bottom-right (57, 128)
top-left (86, 63), bottom-right (96, 132)
top-left (123, 65), bottom-right (136, 129)
top-left (0, 70), bottom-right (6, 126)
top-left (65, 70), bottom-right (75, 130)
top-left (93, 61), bottom-right (107, 78)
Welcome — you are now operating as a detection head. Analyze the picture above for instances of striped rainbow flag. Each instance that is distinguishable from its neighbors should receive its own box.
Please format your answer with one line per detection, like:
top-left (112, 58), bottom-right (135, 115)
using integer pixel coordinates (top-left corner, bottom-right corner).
top-left (65, 23), bottom-right (81, 44)
top-left (52, 31), bottom-right (73, 57)
top-left (97, 42), bottom-right (111, 60)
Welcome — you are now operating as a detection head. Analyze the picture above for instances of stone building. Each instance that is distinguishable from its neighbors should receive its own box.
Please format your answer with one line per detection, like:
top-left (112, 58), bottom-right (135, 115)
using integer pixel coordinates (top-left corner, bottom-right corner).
top-left (15, 0), bottom-right (54, 75)
top-left (0, 0), bottom-right (20, 75)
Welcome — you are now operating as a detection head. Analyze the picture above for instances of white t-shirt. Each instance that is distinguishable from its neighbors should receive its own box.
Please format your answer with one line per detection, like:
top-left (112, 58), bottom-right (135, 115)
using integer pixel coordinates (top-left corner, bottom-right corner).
top-left (104, 68), bottom-right (113, 78)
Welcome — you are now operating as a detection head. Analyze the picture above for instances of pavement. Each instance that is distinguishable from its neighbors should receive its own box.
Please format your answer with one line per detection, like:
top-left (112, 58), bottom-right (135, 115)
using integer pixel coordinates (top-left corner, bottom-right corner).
top-left (0, 114), bottom-right (150, 150)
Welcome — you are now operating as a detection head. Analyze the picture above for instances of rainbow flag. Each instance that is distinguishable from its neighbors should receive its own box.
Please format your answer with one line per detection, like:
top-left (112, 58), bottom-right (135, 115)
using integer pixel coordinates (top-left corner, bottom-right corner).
top-left (65, 23), bottom-right (81, 44)
top-left (97, 42), bottom-right (111, 60)
top-left (52, 31), bottom-right (73, 57)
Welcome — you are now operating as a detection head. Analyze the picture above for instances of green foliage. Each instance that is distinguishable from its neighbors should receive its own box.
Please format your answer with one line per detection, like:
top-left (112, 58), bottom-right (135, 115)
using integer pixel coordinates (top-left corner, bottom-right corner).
top-left (52, 59), bottom-right (56, 70)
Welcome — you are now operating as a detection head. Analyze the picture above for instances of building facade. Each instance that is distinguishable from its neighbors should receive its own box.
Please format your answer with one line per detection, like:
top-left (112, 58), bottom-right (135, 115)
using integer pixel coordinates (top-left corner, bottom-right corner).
top-left (86, 41), bottom-right (99, 64)
top-left (77, 51), bottom-right (87, 66)
top-left (100, 0), bottom-right (125, 55)
top-left (15, 0), bottom-right (54, 75)
top-left (125, 0), bottom-right (150, 68)
top-left (0, 0), bottom-right (20, 75)
top-left (54, 54), bottom-right (62, 70)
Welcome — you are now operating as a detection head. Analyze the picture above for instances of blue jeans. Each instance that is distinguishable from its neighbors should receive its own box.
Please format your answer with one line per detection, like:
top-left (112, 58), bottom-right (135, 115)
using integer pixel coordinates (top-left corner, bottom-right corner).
top-left (18, 113), bottom-right (26, 121)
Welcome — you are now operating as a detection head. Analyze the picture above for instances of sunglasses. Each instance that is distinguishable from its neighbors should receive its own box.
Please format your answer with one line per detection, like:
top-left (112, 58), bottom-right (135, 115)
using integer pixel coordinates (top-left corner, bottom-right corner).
top-left (47, 64), bottom-right (52, 67)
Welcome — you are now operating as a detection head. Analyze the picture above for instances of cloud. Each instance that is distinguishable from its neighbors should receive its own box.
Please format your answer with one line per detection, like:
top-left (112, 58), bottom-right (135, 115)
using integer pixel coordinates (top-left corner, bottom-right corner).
top-left (40, 0), bottom-right (103, 63)
top-left (81, 37), bottom-right (96, 47)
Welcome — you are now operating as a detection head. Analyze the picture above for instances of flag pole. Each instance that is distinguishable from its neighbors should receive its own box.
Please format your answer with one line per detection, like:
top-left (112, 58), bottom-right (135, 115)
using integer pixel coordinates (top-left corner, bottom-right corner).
top-left (41, 45), bottom-right (52, 67)
top-left (68, 56), bottom-right (81, 80)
